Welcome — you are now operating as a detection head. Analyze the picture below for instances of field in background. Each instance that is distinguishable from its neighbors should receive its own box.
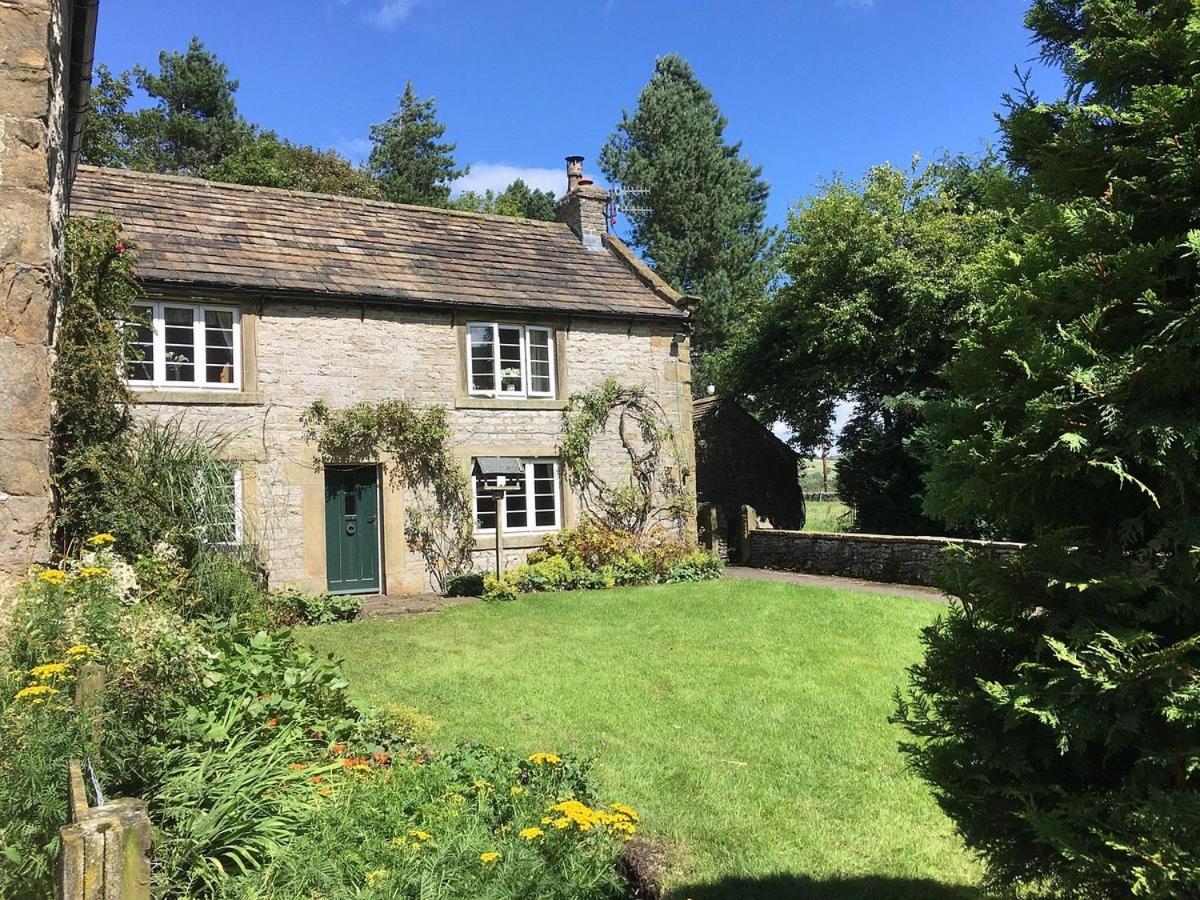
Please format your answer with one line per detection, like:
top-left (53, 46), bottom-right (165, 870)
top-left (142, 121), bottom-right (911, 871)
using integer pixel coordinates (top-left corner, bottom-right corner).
top-left (804, 497), bottom-right (855, 532)
top-left (800, 456), bottom-right (855, 532)
top-left (304, 580), bottom-right (980, 899)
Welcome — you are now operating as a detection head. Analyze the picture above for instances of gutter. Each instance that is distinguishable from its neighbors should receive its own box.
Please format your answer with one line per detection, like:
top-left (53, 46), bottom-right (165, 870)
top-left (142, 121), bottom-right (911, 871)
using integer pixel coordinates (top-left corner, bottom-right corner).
top-left (136, 278), bottom-right (692, 327)
top-left (64, 0), bottom-right (100, 194)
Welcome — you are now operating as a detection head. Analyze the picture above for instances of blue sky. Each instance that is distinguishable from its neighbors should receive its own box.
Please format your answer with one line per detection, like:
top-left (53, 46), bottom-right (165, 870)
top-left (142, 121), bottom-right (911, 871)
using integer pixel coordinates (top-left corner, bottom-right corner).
top-left (94, 1), bottom-right (1061, 231)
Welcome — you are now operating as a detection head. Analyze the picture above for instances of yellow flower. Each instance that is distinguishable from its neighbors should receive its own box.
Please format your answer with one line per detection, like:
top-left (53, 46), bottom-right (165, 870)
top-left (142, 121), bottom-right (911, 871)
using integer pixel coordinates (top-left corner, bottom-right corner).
top-left (14, 684), bottom-right (59, 700)
top-left (479, 851), bottom-right (501, 865)
top-left (86, 533), bottom-right (116, 546)
top-left (407, 830), bottom-right (430, 842)
top-left (66, 644), bottom-right (97, 658)
top-left (610, 803), bottom-right (640, 823)
top-left (36, 569), bottom-right (68, 585)
top-left (519, 827), bottom-right (544, 841)
top-left (76, 566), bottom-right (108, 579)
top-left (30, 663), bottom-right (68, 680)
top-left (472, 778), bottom-right (491, 791)
top-left (528, 752), bottom-right (562, 766)
top-left (364, 868), bottom-right (388, 888)
top-left (510, 785), bottom-right (525, 795)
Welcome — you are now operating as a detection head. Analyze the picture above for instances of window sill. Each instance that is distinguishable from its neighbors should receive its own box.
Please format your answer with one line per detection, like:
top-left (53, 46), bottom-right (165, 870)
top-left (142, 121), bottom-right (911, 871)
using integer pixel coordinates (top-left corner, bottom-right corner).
top-left (472, 531), bottom-right (557, 552)
top-left (131, 389), bottom-right (263, 406)
top-left (456, 396), bottom-right (566, 411)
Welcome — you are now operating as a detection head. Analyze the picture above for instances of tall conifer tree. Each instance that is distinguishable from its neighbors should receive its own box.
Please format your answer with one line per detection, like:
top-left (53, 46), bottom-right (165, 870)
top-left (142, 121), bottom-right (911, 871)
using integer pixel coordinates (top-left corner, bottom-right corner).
top-left (599, 55), bottom-right (772, 379)
top-left (368, 82), bottom-right (466, 207)
top-left (897, 3), bottom-right (1200, 895)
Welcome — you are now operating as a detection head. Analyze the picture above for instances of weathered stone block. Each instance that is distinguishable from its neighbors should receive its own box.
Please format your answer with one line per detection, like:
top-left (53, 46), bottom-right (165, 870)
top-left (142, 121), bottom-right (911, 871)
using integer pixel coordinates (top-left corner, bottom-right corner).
top-left (0, 2), bottom-right (51, 74)
top-left (0, 183), bottom-right (50, 261)
top-left (0, 339), bottom-right (49, 433)
top-left (0, 261), bottom-right (50, 343)
top-left (0, 114), bottom-right (48, 189)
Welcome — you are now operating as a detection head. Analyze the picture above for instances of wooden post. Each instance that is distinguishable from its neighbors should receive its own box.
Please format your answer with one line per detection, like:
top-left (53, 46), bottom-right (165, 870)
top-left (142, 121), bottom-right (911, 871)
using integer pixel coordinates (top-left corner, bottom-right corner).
top-left (739, 505), bottom-right (757, 564)
top-left (495, 491), bottom-right (506, 579)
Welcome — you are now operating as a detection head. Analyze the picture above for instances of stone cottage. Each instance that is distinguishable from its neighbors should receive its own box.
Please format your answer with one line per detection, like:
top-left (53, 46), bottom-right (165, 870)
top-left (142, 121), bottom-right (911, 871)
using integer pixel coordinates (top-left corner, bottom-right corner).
top-left (0, 0), bottom-right (99, 590)
top-left (70, 157), bottom-right (696, 594)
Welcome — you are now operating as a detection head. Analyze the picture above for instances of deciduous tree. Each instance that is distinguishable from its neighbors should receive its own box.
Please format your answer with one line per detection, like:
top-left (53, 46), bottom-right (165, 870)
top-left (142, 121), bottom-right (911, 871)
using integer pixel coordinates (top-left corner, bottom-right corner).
top-left (450, 179), bottom-right (557, 221)
top-left (725, 159), bottom-right (1013, 534)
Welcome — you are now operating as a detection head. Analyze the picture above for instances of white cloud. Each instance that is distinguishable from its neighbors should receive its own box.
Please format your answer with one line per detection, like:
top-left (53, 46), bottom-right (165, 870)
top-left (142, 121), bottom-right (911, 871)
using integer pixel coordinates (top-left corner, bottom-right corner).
top-left (368, 0), bottom-right (421, 27)
top-left (336, 137), bottom-right (373, 164)
top-left (452, 163), bottom-right (565, 197)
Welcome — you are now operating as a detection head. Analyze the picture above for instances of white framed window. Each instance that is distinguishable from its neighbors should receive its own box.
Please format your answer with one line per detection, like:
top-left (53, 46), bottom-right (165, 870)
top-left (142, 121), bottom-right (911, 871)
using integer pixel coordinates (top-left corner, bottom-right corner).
top-left (126, 301), bottom-right (241, 389)
top-left (197, 465), bottom-right (244, 548)
top-left (467, 323), bottom-right (555, 398)
top-left (472, 459), bottom-right (561, 533)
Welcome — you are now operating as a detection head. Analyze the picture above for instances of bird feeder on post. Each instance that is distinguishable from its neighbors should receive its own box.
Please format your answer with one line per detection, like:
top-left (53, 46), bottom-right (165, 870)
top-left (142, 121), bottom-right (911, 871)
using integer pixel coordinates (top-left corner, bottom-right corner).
top-left (472, 457), bottom-right (525, 579)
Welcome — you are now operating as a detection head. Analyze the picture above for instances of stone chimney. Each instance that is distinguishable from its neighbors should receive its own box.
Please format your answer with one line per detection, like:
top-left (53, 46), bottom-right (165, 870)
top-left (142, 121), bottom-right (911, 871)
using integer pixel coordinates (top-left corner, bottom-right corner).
top-left (556, 155), bottom-right (608, 250)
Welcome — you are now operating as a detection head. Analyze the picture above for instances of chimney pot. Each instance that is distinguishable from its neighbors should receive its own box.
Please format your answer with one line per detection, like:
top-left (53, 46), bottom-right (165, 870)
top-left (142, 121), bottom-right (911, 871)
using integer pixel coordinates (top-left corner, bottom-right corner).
top-left (565, 155), bottom-right (584, 192)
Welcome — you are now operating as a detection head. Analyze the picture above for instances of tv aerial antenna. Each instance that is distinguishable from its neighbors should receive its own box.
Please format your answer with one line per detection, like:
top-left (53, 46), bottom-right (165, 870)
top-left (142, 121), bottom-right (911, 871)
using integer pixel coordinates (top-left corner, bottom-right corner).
top-left (606, 186), bottom-right (650, 227)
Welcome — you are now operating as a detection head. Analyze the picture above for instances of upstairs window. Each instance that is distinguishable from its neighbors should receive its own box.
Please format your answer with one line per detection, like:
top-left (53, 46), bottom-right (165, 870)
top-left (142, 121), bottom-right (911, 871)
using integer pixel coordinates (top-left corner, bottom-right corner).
top-left (472, 459), bottom-right (561, 533)
top-left (126, 301), bottom-right (241, 389)
top-left (467, 323), bottom-right (555, 398)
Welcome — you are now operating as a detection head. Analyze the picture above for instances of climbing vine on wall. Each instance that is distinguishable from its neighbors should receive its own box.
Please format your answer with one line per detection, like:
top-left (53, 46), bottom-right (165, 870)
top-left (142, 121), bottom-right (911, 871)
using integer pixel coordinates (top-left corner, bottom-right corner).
top-left (559, 378), bottom-right (693, 534)
top-left (301, 399), bottom-right (473, 590)
top-left (51, 216), bottom-right (138, 549)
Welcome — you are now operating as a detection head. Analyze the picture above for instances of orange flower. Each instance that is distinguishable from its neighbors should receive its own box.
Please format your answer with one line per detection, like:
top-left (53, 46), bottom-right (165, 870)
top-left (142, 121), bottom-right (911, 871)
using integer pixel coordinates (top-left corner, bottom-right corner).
top-left (331, 743), bottom-right (347, 756)
top-left (267, 718), bottom-right (279, 728)
top-left (373, 751), bottom-right (390, 766)
top-left (289, 763), bottom-right (309, 772)
top-left (310, 775), bottom-right (324, 784)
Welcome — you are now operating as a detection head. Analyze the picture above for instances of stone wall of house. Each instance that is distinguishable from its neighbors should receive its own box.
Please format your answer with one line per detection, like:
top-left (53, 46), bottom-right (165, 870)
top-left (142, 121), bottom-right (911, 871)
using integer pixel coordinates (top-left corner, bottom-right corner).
top-left (746, 528), bottom-right (1023, 587)
top-left (0, 0), bottom-right (67, 593)
top-left (131, 300), bottom-right (694, 594)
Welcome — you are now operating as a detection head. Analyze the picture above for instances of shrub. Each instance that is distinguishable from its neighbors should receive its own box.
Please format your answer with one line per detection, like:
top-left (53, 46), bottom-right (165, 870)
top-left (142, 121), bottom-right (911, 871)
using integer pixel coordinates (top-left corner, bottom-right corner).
top-left (265, 587), bottom-right (361, 626)
top-left (0, 656), bottom-right (97, 896)
top-left (354, 704), bottom-right (438, 751)
top-left (1, 538), bottom-right (634, 897)
top-left (444, 571), bottom-right (485, 597)
top-left (895, 5), bottom-right (1200, 896)
top-left (184, 552), bottom-right (269, 624)
top-left (484, 522), bottom-right (723, 601)
top-left (482, 574), bottom-right (519, 603)
top-left (218, 745), bottom-right (634, 900)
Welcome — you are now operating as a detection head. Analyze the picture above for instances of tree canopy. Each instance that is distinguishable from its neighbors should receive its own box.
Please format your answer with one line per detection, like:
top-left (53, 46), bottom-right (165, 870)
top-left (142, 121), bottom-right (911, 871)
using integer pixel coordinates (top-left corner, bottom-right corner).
top-left (206, 132), bottom-right (381, 199)
top-left (724, 158), bottom-right (1016, 533)
top-left (368, 82), bottom-right (466, 207)
top-left (896, 2), bottom-right (1200, 895)
top-left (599, 54), bottom-right (772, 380)
top-left (449, 179), bottom-right (557, 221)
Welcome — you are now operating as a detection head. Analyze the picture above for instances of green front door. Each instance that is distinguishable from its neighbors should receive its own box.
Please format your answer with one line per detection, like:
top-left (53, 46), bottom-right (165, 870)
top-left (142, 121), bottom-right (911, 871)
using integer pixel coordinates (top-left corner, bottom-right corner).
top-left (324, 466), bottom-right (381, 594)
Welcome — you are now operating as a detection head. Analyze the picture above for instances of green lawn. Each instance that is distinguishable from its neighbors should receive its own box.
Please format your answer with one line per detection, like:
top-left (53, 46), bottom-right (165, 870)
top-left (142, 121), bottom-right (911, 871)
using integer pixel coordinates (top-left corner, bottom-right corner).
top-left (303, 580), bottom-right (981, 899)
top-left (803, 498), bottom-right (855, 532)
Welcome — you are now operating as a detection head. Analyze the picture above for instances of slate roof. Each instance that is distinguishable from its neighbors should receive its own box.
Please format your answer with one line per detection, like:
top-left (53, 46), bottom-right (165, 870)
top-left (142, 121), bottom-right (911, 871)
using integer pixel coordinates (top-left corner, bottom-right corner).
top-left (70, 166), bottom-right (688, 322)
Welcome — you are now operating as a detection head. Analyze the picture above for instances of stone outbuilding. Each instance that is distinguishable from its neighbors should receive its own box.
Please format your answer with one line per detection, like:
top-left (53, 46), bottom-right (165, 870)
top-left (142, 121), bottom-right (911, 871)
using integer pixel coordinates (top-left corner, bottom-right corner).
top-left (693, 395), bottom-right (805, 553)
top-left (71, 158), bottom-right (696, 595)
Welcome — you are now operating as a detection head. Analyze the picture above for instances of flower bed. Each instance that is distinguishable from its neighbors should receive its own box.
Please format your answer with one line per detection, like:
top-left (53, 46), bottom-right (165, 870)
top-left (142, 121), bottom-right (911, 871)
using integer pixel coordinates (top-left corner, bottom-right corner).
top-left (0, 536), bottom-right (635, 898)
top-left (482, 522), bottom-right (723, 601)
